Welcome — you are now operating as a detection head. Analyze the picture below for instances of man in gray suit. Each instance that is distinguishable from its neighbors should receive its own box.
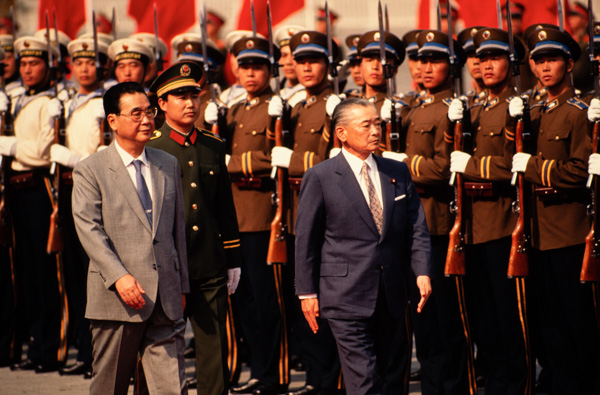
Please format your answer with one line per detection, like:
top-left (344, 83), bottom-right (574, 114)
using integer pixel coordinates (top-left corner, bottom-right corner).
top-left (295, 98), bottom-right (432, 394)
top-left (72, 82), bottom-right (189, 395)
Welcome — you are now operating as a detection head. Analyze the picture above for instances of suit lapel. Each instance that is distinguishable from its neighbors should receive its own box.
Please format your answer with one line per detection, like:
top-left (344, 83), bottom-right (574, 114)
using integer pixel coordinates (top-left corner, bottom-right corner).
top-left (374, 156), bottom-right (395, 241)
top-left (335, 154), bottom-right (379, 236)
top-left (147, 149), bottom-right (164, 237)
top-left (106, 144), bottom-right (152, 234)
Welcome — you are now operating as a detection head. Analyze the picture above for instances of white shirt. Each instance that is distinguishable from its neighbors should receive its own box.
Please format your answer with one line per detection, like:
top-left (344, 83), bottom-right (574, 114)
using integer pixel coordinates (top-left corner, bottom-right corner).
top-left (341, 148), bottom-right (383, 209)
top-left (114, 141), bottom-right (154, 202)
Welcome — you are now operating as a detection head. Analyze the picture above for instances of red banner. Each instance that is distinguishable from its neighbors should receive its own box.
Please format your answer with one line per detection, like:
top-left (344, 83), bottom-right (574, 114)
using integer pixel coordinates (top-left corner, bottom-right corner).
top-left (38, 0), bottom-right (86, 39)
top-left (236, 0), bottom-right (305, 36)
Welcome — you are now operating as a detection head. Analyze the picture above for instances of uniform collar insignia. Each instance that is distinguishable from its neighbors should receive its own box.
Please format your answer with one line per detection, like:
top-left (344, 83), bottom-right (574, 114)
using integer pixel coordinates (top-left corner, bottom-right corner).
top-left (304, 96), bottom-right (316, 107)
top-left (485, 97), bottom-right (499, 108)
top-left (544, 99), bottom-right (558, 112)
top-left (169, 128), bottom-right (197, 146)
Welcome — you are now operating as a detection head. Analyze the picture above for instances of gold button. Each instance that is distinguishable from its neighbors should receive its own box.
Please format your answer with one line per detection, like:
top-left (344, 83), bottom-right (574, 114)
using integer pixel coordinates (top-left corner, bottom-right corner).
top-left (477, 126), bottom-right (481, 130)
top-left (191, 182), bottom-right (197, 188)
top-left (192, 204), bottom-right (198, 210)
top-left (310, 128), bottom-right (315, 133)
top-left (188, 161), bottom-right (194, 167)
top-left (185, 142), bottom-right (190, 147)
top-left (490, 132), bottom-right (494, 136)
top-left (192, 225), bottom-right (199, 231)
top-left (233, 143), bottom-right (238, 148)
top-left (539, 151), bottom-right (542, 155)
top-left (209, 170), bottom-right (214, 175)
top-left (555, 136), bottom-right (559, 140)
top-left (298, 122), bottom-right (302, 127)
top-left (239, 124), bottom-right (244, 128)
top-left (252, 130), bottom-right (257, 135)
top-left (411, 122), bottom-right (414, 126)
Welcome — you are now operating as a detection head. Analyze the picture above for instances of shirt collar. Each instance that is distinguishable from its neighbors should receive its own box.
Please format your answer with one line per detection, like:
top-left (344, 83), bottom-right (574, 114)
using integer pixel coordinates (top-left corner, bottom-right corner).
top-left (114, 140), bottom-right (148, 168)
top-left (342, 147), bottom-right (377, 178)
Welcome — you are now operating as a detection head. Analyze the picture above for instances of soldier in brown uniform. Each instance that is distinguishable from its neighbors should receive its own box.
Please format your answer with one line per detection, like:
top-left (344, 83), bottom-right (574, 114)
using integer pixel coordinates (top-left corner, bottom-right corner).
top-left (218, 36), bottom-right (289, 395)
top-left (522, 24), bottom-right (560, 106)
top-left (402, 30), bottom-right (426, 108)
top-left (381, 30), bottom-right (472, 395)
top-left (268, 31), bottom-right (343, 395)
top-left (344, 34), bottom-right (364, 97)
top-left (509, 28), bottom-right (600, 394)
top-left (457, 26), bottom-right (487, 106)
top-left (448, 28), bottom-right (530, 394)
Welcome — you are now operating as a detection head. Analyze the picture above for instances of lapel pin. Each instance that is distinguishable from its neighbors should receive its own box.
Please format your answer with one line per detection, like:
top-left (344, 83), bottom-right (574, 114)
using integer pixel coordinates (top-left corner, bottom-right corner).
top-left (390, 179), bottom-right (396, 184)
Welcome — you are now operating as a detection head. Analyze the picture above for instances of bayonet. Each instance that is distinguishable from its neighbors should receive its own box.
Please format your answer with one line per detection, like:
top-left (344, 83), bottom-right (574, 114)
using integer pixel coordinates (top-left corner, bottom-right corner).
top-left (325, 1), bottom-right (339, 96)
top-left (378, 0), bottom-right (393, 100)
top-left (506, 0), bottom-right (521, 96)
top-left (385, 3), bottom-right (390, 32)
top-left (251, 0), bottom-right (257, 37)
top-left (154, 3), bottom-right (163, 72)
top-left (53, 9), bottom-right (63, 76)
top-left (557, 0), bottom-right (564, 31)
top-left (437, 0), bottom-right (442, 31)
top-left (45, 11), bottom-right (58, 97)
top-left (92, 10), bottom-right (104, 94)
top-left (111, 7), bottom-right (116, 41)
top-left (447, 0), bottom-right (460, 96)
top-left (267, 1), bottom-right (281, 97)
top-left (200, 3), bottom-right (217, 103)
top-left (10, 6), bottom-right (17, 62)
top-left (589, 0), bottom-right (599, 98)
top-left (497, 0), bottom-right (503, 29)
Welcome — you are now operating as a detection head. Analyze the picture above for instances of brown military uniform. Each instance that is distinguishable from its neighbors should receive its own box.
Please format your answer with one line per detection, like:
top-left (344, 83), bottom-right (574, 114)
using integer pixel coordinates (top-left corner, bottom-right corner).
top-left (463, 88), bottom-right (517, 244)
top-left (224, 88), bottom-right (276, 232)
top-left (403, 88), bottom-right (454, 235)
top-left (519, 88), bottom-right (591, 250)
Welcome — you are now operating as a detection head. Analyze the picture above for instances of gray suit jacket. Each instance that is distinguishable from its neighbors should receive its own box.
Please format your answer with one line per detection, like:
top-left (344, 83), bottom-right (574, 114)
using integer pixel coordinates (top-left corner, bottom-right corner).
top-left (72, 143), bottom-right (189, 322)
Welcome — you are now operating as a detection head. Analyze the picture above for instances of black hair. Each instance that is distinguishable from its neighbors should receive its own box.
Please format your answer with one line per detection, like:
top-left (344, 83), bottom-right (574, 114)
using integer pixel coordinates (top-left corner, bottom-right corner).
top-left (103, 82), bottom-right (147, 116)
top-left (331, 98), bottom-right (376, 132)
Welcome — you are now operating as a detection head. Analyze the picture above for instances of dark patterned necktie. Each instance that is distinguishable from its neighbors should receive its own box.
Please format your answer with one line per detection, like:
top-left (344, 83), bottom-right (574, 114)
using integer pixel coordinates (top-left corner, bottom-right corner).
top-left (361, 162), bottom-right (383, 235)
top-left (132, 160), bottom-right (153, 225)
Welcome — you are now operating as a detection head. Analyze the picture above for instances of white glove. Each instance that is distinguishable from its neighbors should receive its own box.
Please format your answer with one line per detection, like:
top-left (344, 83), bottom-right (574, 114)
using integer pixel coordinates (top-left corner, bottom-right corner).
top-left (227, 267), bottom-right (241, 295)
top-left (47, 98), bottom-right (63, 127)
top-left (382, 151), bottom-right (408, 162)
top-left (329, 147), bottom-right (341, 158)
top-left (91, 100), bottom-right (105, 121)
top-left (225, 154), bottom-right (231, 167)
top-left (448, 98), bottom-right (464, 122)
top-left (57, 89), bottom-right (70, 103)
top-left (512, 152), bottom-right (531, 173)
top-left (8, 86), bottom-right (26, 100)
top-left (0, 91), bottom-right (9, 112)
top-left (326, 94), bottom-right (345, 117)
top-left (508, 97), bottom-right (524, 118)
top-left (381, 99), bottom-right (403, 122)
top-left (589, 153), bottom-right (600, 176)
top-left (589, 98), bottom-right (600, 122)
top-left (0, 136), bottom-right (17, 156)
top-left (50, 144), bottom-right (81, 168)
top-left (268, 95), bottom-right (284, 117)
top-left (204, 101), bottom-right (219, 125)
top-left (271, 146), bottom-right (293, 168)
top-left (337, 60), bottom-right (351, 81)
top-left (450, 151), bottom-right (471, 173)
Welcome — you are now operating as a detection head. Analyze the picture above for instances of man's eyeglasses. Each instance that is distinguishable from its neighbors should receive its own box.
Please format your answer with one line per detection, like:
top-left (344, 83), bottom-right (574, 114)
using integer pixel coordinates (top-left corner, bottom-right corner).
top-left (117, 107), bottom-right (158, 122)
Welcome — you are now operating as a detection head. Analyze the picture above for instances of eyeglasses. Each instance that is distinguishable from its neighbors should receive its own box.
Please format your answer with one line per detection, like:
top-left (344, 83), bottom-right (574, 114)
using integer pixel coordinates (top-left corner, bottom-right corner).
top-left (117, 106), bottom-right (158, 122)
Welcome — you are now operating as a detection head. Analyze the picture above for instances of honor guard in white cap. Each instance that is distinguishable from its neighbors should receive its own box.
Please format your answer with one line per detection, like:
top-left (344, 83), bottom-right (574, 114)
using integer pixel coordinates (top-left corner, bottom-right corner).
top-left (107, 38), bottom-right (154, 85)
top-left (130, 32), bottom-right (168, 87)
top-left (274, 25), bottom-right (307, 106)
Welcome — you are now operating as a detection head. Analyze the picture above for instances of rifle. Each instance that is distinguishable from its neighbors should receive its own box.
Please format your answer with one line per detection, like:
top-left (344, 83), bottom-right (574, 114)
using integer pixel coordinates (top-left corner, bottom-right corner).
top-left (200, 2), bottom-right (223, 137)
top-left (266, 0), bottom-right (288, 265)
top-left (0, 68), bottom-right (12, 247)
top-left (111, 7), bottom-right (117, 41)
top-left (46, 11), bottom-right (64, 254)
top-left (325, 1), bottom-right (341, 148)
top-left (154, 3), bottom-right (164, 73)
top-left (582, 0), bottom-right (600, 282)
top-left (507, 0), bottom-right (531, 278)
top-left (378, 1), bottom-right (402, 153)
top-left (92, 11), bottom-right (110, 147)
top-left (445, 0), bottom-right (468, 277)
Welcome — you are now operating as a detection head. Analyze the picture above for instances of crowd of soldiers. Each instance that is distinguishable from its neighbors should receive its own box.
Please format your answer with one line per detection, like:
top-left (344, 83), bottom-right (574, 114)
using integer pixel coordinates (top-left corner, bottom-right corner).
top-left (1, 1), bottom-right (600, 395)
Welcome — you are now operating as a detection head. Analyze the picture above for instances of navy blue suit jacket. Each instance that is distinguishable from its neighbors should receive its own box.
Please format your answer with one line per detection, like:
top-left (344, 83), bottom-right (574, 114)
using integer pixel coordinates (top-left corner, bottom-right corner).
top-left (294, 152), bottom-right (431, 320)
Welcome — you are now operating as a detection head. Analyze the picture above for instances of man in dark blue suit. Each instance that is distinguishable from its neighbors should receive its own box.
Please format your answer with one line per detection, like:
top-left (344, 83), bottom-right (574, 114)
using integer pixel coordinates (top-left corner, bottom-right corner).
top-left (295, 98), bottom-right (432, 395)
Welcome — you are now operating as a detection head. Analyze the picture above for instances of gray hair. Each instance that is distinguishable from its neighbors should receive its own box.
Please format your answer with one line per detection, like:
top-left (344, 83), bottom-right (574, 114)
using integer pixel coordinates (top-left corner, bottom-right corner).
top-left (331, 98), bottom-right (377, 132)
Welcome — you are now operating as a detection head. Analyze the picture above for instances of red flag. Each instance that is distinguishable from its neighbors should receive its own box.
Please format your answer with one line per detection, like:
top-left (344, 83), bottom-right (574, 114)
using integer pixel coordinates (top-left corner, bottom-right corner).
top-left (457, 0), bottom-right (499, 29)
top-left (236, 0), bottom-right (304, 36)
top-left (37, 0), bottom-right (85, 39)
top-left (128, 0), bottom-right (196, 67)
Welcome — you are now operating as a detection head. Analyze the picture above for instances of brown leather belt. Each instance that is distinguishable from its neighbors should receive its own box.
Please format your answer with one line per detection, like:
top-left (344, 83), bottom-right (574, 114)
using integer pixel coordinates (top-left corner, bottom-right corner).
top-left (9, 172), bottom-right (40, 189)
top-left (61, 170), bottom-right (73, 186)
top-left (534, 186), bottom-right (588, 203)
top-left (464, 182), bottom-right (493, 197)
top-left (231, 176), bottom-right (274, 190)
top-left (288, 177), bottom-right (302, 191)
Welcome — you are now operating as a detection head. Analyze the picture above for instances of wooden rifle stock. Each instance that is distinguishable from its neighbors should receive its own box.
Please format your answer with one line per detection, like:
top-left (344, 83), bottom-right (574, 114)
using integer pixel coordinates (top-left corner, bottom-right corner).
top-left (47, 117), bottom-right (64, 254)
top-left (385, 106), bottom-right (403, 153)
top-left (445, 121), bottom-right (466, 276)
top-left (267, 116), bottom-right (288, 265)
top-left (508, 118), bottom-right (530, 278)
top-left (581, 121), bottom-right (600, 282)
top-left (0, 110), bottom-right (13, 247)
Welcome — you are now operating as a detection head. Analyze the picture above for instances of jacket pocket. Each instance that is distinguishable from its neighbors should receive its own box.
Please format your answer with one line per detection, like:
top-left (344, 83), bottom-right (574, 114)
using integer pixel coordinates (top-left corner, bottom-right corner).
top-left (320, 263), bottom-right (348, 277)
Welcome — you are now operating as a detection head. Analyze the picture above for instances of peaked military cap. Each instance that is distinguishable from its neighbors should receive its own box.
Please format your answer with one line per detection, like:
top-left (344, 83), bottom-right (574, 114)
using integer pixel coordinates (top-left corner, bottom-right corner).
top-left (79, 32), bottom-right (114, 46)
top-left (34, 28), bottom-right (71, 58)
top-left (357, 30), bottom-right (405, 65)
top-left (171, 33), bottom-right (225, 67)
top-left (149, 61), bottom-right (202, 97)
top-left (67, 38), bottom-right (109, 62)
top-left (108, 38), bottom-right (154, 66)
top-left (523, 24), bottom-right (559, 48)
top-left (474, 27), bottom-right (526, 63)
top-left (402, 30), bottom-right (423, 59)
top-left (231, 36), bottom-right (280, 65)
top-left (225, 30), bottom-right (265, 51)
top-left (289, 31), bottom-right (339, 60)
top-left (417, 30), bottom-right (466, 65)
top-left (345, 34), bottom-right (361, 60)
top-left (457, 26), bottom-right (486, 56)
top-left (130, 32), bottom-right (168, 59)
top-left (527, 28), bottom-right (581, 61)
top-left (274, 25), bottom-right (306, 48)
top-left (0, 34), bottom-right (13, 53)
top-left (15, 36), bottom-right (60, 60)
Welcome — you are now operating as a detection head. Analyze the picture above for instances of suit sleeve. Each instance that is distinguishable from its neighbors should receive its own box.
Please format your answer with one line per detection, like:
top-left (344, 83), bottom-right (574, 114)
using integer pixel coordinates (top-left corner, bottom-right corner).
top-left (172, 158), bottom-right (190, 293)
top-left (294, 168), bottom-right (326, 296)
top-left (72, 160), bottom-right (130, 289)
top-left (403, 164), bottom-right (432, 277)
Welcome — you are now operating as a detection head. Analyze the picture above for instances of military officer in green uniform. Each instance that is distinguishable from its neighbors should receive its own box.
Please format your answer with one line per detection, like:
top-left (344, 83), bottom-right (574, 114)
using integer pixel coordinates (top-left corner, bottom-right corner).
top-left (147, 61), bottom-right (242, 395)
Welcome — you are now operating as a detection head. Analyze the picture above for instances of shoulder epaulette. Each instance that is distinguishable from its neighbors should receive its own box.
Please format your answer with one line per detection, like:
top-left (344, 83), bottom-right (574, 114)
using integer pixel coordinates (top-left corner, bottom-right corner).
top-left (200, 129), bottom-right (223, 142)
top-left (530, 101), bottom-right (545, 109)
top-left (506, 96), bottom-right (515, 103)
top-left (567, 97), bottom-right (588, 110)
top-left (323, 93), bottom-right (332, 101)
top-left (150, 130), bottom-right (162, 140)
top-left (395, 99), bottom-right (408, 107)
top-left (443, 97), bottom-right (452, 106)
top-left (471, 101), bottom-right (484, 108)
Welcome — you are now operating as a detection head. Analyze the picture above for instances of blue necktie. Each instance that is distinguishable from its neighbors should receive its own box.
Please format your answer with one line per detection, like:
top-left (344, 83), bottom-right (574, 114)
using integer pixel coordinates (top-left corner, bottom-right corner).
top-left (132, 160), bottom-right (152, 225)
